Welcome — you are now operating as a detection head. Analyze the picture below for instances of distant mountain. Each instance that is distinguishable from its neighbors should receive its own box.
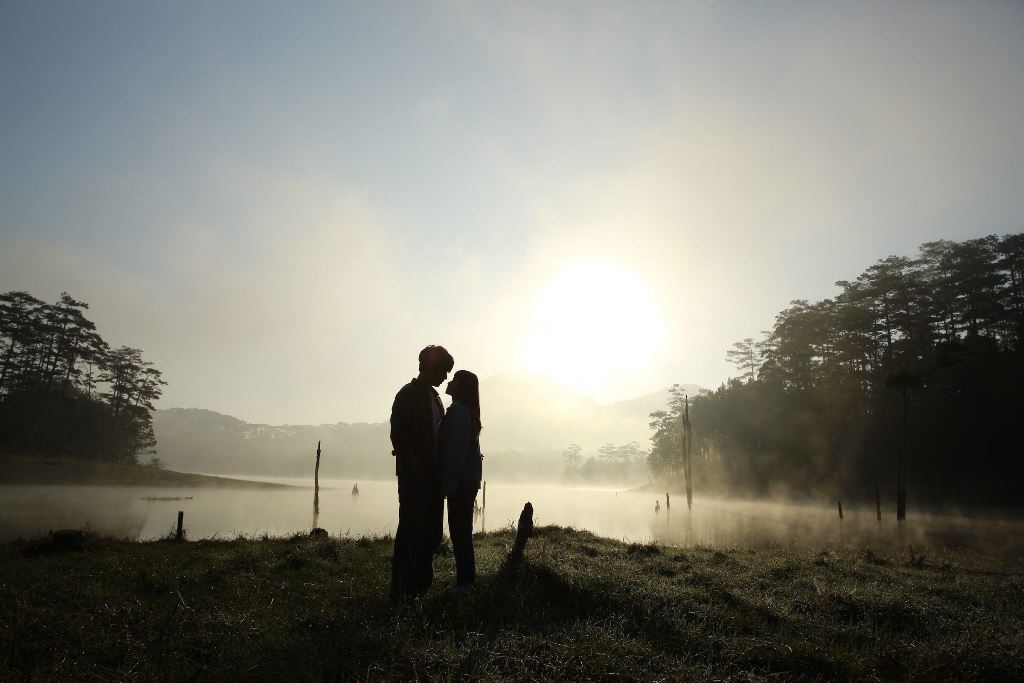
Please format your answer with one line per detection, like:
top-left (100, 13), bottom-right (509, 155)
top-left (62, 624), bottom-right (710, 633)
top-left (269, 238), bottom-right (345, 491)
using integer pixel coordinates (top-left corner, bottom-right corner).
top-left (153, 408), bottom-right (391, 479)
top-left (153, 374), bottom-right (700, 480)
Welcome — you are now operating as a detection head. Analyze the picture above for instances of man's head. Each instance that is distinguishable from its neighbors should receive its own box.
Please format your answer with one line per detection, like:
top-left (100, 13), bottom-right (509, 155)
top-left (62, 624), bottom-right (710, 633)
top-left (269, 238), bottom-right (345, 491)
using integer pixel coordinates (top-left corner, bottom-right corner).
top-left (418, 345), bottom-right (454, 387)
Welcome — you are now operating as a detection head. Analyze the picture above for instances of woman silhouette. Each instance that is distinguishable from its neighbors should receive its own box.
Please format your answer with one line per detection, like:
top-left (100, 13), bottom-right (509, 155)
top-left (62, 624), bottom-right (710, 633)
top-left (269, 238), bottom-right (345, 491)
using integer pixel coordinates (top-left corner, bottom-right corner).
top-left (438, 369), bottom-right (483, 595)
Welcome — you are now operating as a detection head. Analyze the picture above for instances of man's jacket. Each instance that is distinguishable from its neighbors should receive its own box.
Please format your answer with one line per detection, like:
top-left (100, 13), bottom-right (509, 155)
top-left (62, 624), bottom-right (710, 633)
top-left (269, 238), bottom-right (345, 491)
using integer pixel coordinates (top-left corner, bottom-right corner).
top-left (390, 378), bottom-right (443, 480)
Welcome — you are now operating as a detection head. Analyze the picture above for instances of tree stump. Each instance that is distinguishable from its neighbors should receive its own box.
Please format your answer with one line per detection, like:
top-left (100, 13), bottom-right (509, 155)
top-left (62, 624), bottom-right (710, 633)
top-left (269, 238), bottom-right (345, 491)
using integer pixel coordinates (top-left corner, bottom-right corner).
top-left (508, 502), bottom-right (534, 564)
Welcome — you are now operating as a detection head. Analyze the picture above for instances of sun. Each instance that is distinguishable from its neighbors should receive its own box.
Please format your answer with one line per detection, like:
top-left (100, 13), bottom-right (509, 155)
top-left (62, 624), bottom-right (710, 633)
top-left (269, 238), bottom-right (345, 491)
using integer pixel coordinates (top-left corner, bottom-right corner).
top-left (519, 259), bottom-right (667, 400)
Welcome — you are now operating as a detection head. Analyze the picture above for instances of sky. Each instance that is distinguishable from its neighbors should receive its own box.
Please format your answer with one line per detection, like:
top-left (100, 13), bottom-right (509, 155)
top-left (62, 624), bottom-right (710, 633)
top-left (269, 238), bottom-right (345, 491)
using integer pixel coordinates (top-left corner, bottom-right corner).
top-left (2, 1), bottom-right (1023, 425)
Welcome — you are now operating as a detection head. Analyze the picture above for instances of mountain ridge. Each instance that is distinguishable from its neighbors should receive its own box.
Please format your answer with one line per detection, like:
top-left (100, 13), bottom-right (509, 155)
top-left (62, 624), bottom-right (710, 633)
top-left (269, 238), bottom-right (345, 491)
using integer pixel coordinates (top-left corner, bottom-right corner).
top-left (153, 374), bottom-right (703, 479)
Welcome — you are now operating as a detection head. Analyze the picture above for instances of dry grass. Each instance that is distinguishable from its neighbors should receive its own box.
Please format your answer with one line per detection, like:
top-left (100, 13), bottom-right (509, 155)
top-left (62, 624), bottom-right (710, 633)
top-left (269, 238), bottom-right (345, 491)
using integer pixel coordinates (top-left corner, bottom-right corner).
top-left (1, 525), bottom-right (1021, 681)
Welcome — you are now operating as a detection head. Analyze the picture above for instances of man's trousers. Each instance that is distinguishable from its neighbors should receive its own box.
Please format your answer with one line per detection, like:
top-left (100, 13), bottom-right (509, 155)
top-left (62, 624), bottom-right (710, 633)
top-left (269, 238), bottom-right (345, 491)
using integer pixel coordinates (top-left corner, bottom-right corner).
top-left (391, 474), bottom-right (444, 598)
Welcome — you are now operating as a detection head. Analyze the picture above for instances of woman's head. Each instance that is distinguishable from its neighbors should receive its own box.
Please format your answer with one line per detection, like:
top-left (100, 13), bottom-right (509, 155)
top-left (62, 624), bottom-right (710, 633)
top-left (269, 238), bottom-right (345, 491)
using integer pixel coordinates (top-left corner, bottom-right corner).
top-left (445, 370), bottom-right (482, 433)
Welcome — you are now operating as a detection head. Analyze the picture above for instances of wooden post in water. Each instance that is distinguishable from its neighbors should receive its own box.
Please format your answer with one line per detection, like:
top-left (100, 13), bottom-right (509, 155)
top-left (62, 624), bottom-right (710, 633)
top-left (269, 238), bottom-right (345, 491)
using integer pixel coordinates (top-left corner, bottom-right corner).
top-left (898, 385), bottom-right (909, 522)
top-left (678, 409), bottom-right (684, 506)
top-left (875, 483), bottom-right (882, 522)
top-left (176, 511), bottom-right (184, 542)
top-left (886, 371), bottom-right (918, 523)
top-left (314, 440), bottom-right (321, 516)
top-left (897, 409), bottom-right (907, 522)
top-left (683, 396), bottom-right (693, 510)
top-left (837, 501), bottom-right (844, 521)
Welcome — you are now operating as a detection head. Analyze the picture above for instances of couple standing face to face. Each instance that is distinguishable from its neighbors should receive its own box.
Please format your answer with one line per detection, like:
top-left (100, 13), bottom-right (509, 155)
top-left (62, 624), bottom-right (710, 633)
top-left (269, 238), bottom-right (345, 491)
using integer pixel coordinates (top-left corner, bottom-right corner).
top-left (389, 345), bottom-right (481, 600)
top-left (416, 346), bottom-right (478, 401)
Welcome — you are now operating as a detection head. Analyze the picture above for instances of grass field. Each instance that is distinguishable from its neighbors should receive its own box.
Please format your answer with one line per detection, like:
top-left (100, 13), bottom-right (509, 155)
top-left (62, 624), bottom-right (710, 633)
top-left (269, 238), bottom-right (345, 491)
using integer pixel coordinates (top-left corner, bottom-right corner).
top-left (1, 525), bottom-right (1021, 681)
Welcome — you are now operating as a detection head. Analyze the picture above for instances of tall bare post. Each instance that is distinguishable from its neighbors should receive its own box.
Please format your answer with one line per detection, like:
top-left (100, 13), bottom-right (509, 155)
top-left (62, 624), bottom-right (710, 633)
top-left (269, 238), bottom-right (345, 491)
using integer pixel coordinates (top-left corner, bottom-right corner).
top-left (875, 483), bottom-right (882, 522)
top-left (837, 501), bottom-right (844, 520)
top-left (314, 440), bottom-right (321, 517)
top-left (679, 408), bottom-right (685, 506)
top-left (483, 480), bottom-right (486, 511)
top-left (887, 371), bottom-right (918, 523)
top-left (897, 390), bottom-right (908, 522)
top-left (683, 396), bottom-right (693, 510)
top-left (176, 510), bottom-right (184, 542)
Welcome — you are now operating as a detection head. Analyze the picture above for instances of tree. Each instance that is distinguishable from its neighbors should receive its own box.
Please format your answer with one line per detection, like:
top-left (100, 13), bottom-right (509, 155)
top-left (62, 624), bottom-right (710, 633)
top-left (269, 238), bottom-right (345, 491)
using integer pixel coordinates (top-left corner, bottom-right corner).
top-left (726, 338), bottom-right (760, 383)
top-left (647, 384), bottom-right (687, 479)
top-left (0, 291), bottom-right (46, 398)
top-left (657, 233), bottom-right (1024, 509)
top-left (997, 233), bottom-right (1024, 347)
top-left (561, 443), bottom-right (583, 476)
top-left (100, 346), bottom-right (166, 463)
top-left (615, 441), bottom-right (645, 464)
top-left (0, 290), bottom-right (165, 464)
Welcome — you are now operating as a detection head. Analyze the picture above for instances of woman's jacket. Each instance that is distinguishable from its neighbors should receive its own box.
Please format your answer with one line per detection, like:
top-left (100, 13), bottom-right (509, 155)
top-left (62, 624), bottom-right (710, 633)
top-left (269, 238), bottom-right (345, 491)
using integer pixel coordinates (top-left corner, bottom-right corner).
top-left (438, 400), bottom-right (482, 497)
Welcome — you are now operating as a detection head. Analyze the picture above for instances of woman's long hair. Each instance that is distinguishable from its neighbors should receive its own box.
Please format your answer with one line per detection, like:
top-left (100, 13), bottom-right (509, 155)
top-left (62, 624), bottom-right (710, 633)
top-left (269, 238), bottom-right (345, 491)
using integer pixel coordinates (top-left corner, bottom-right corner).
top-left (452, 370), bottom-right (482, 434)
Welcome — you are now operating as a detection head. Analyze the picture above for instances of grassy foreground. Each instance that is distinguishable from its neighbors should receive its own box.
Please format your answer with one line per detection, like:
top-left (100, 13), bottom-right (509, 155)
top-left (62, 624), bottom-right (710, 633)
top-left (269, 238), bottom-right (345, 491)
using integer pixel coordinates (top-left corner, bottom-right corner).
top-left (1, 527), bottom-right (1022, 681)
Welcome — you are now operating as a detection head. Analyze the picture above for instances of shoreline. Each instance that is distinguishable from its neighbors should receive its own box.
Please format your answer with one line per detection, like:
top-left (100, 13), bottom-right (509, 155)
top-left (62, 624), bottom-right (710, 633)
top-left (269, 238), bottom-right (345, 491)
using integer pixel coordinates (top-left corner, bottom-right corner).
top-left (0, 454), bottom-right (294, 488)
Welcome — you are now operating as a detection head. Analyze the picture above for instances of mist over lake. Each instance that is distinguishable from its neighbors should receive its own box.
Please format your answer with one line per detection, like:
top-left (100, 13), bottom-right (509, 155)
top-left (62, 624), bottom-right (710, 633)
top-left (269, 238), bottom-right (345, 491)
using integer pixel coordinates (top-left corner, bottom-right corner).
top-left (4, 479), bottom-right (1020, 567)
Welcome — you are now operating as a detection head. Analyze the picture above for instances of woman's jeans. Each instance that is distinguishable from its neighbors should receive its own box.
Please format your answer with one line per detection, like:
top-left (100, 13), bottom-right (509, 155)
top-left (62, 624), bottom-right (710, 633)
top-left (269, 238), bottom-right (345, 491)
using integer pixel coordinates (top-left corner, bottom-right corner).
top-left (447, 488), bottom-right (478, 585)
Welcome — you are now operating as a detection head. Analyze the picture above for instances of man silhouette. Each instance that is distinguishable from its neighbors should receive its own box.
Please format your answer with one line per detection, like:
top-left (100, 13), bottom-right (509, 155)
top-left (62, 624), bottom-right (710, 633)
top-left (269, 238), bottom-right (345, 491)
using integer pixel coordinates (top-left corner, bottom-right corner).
top-left (389, 345), bottom-right (454, 600)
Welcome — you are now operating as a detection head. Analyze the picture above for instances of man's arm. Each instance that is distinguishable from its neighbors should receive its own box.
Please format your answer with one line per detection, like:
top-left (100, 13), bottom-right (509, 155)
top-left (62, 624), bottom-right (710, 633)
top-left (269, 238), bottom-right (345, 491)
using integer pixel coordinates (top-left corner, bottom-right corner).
top-left (390, 387), bottom-right (427, 480)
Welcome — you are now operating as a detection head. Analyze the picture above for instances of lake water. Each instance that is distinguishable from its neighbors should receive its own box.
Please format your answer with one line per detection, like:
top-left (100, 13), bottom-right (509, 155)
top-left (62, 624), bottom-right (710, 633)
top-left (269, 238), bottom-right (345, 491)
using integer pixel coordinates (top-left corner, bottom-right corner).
top-left (2, 478), bottom-right (1021, 561)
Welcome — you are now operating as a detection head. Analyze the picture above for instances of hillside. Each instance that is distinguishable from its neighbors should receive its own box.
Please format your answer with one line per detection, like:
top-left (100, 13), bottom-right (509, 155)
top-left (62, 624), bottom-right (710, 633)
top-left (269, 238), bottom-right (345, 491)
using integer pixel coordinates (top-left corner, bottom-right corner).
top-left (152, 375), bottom-right (702, 480)
top-left (0, 454), bottom-right (289, 488)
top-left (152, 409), bottom-right (390, 479)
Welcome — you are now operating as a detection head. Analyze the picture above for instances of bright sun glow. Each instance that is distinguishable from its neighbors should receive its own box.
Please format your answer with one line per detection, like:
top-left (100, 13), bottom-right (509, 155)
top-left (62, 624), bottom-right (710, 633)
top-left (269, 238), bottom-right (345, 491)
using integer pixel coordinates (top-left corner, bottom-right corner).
top-left (519, 260), bottom-right (667, 400)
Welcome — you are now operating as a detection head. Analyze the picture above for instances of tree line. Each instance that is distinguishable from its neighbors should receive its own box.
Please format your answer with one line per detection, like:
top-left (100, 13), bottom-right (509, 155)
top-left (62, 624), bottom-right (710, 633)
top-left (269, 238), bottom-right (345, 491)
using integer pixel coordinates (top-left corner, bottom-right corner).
top-left (649, 234), bottom-right (1024, 509)
top-left (561, 441), bottom-right (647, 483)
top-left (0, 291), bottom-right (165, 464)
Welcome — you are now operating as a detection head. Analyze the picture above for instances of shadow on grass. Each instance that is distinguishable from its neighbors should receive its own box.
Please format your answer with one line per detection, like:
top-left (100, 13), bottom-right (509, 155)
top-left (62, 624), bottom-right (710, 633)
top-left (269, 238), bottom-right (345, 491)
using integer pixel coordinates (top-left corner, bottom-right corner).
top-left (2, 526), bottom-right (1022, 681)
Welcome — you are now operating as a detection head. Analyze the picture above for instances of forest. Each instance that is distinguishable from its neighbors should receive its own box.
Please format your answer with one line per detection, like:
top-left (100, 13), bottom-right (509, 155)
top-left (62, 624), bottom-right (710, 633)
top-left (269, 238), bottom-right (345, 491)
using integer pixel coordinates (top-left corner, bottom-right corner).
top-left (0, 291), bottom-right (164, 464)
top-left (560, 441), bottom-right (648, 483)
top-left (649, 234), bottom-right (1024, 510)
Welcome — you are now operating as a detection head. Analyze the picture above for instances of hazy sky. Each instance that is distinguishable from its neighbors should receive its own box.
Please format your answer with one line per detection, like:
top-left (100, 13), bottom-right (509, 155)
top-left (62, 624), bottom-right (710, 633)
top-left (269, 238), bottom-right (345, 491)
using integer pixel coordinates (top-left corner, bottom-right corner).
top-left (2, 2), bottom-right (1022, 424)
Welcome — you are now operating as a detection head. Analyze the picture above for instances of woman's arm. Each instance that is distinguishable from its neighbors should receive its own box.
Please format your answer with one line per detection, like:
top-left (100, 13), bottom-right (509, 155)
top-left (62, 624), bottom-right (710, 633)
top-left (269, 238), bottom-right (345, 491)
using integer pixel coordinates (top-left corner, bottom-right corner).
top-left (438, 404), bottom-right (473, 498)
